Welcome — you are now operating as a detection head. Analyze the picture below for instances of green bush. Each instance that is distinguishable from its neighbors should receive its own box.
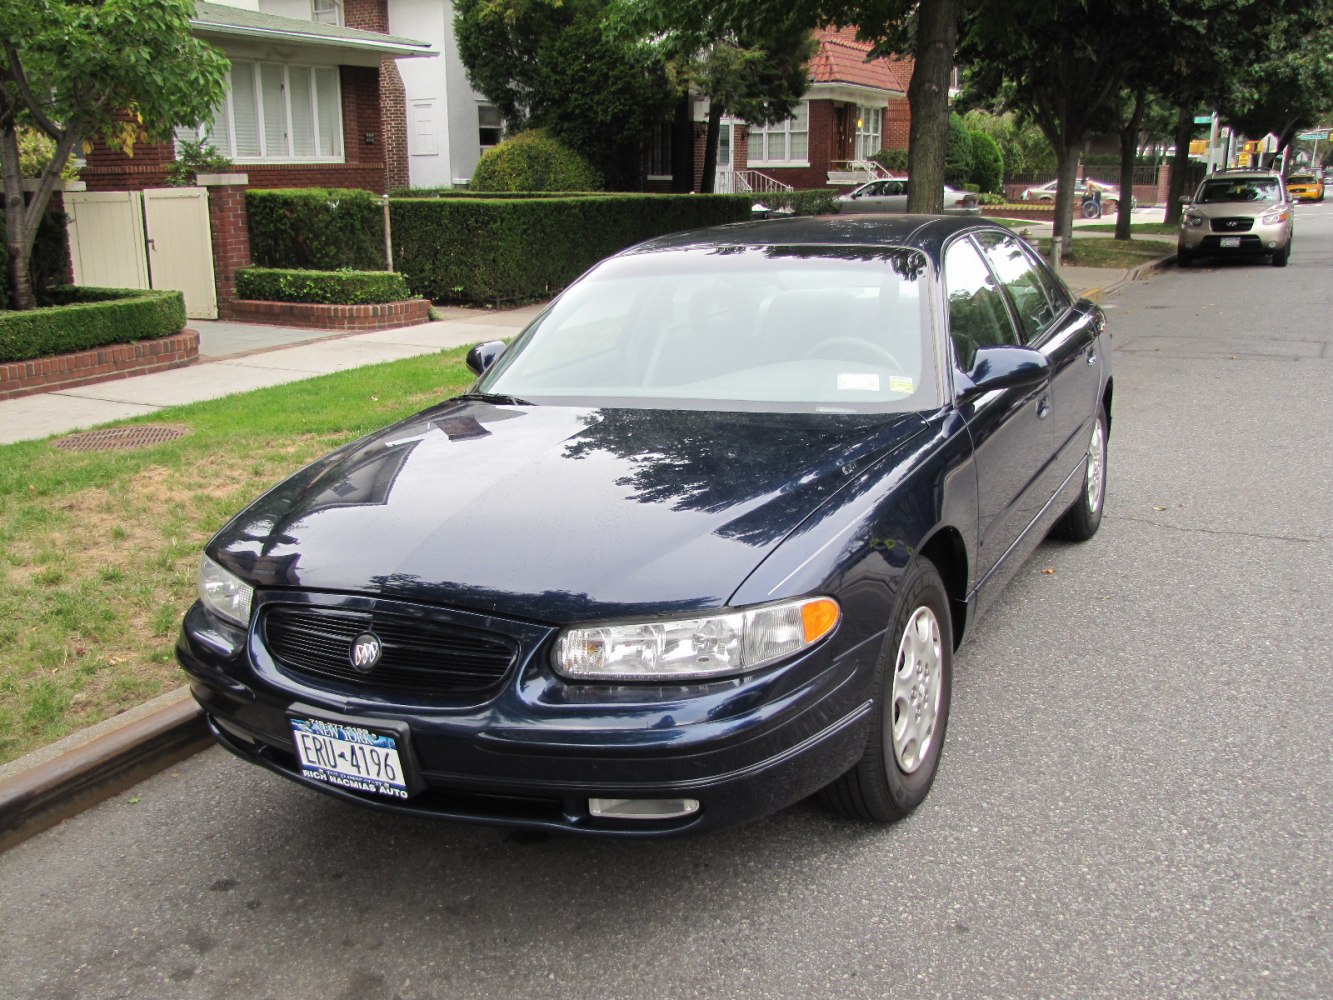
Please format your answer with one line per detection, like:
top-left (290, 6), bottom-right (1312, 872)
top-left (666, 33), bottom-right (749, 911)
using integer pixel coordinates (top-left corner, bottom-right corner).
top-left (469, 130), bottom-right (602, 193)
top-left (236, 267), bottom-right (413, 305)
top-left (247, 188), bottom-right (386, 270)
top-left (754, 189), bottom-right (841, 216)
top-left (0, 287), bottom-right (185, 363)
top-left (945, 113), bottom-right (974, 188)
top-left (391, 193), bottom-right (752, 303)
top-left (978, 192), bottom-right (1007, 206)
top-left (969, 131), bottom-right (1005, 193)
top-left (872, 149), bottom-right (909, 173)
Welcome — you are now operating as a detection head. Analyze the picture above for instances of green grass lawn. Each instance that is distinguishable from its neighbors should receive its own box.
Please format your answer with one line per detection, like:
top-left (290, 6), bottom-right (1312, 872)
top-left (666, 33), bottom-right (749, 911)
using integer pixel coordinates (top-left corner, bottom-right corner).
top-left (1079, 222), bottom-right (1179, 236)
top-left (1032, 236), bottom-right (1175, 269)
top-left (0, 348), bottom-right (477, 765)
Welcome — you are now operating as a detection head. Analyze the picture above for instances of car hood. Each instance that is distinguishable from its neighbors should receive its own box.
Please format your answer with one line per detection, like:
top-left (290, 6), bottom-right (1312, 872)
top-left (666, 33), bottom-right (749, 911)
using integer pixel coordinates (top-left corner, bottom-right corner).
top-left (209, 400), bottom-right (928, 623)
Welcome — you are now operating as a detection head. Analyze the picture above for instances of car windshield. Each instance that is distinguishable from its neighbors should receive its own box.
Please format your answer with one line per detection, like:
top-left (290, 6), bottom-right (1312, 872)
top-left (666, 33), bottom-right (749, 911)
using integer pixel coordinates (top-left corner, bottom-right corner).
top-left (478, 244), bottom-right (940, 413)
top-left (1197, 178), bottom-right (1282, 203)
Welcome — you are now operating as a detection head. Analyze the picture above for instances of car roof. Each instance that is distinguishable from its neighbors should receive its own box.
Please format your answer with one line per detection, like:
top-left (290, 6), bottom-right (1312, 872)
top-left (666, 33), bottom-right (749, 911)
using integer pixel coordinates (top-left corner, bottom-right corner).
top-left (623, 215), bottom-right (999, 260)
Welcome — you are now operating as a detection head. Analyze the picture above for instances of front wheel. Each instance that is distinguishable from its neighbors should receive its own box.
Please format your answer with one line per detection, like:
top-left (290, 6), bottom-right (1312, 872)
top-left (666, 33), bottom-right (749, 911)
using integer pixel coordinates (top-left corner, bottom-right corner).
top-left (1271, 241), bottom-right (1290, 267)
top-left (1052, 403), bottom-right (1108, 541)
top-left (819, 558), bottom-right (952, 823)
top-left (1177, 247), bottom-right (1194, 268)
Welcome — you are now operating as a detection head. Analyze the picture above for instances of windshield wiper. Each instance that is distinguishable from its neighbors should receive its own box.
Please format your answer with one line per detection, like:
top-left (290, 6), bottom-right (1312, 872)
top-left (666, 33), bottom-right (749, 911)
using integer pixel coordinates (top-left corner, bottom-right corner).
top-left (457, 391), bottom-right (534, 406)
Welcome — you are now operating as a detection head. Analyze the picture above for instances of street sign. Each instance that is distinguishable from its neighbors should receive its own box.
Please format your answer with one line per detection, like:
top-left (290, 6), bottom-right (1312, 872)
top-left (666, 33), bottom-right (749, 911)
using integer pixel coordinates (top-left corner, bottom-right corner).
top-left (1193, 115), bottom-right (1213, 124)
top-left (1296, 129), bottom-right (1330, 140)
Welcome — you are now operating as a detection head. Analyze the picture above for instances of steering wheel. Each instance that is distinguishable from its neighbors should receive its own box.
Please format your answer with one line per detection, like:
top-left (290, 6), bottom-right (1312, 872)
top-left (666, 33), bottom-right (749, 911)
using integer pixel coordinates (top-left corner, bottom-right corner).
top-left (803, 336), bottom-right (906, 371)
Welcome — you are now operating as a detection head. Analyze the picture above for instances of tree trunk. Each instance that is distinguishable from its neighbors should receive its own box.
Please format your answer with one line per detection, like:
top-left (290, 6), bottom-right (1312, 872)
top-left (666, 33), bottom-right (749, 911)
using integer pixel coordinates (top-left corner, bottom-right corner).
top-left (1114, 91), bottom-right (1146, 242)
top-left (905, 0), bottom-right (960, 214)
top-left (699, 99), bottom-right (722, 194)
top-left (1, 123), bottom-right (37, 310)
top-left (1053, 146), bottom-right (1080, 248)
top-left (1164, 105), bottom-right (1194, 225)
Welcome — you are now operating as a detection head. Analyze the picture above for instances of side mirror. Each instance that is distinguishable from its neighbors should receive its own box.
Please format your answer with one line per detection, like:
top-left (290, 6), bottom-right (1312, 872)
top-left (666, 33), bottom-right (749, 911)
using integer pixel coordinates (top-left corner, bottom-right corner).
top-left (955, 346), bottom-right (1050, 401)
top-left (1178, 194), bottom-right (1191, 204)
top-left (466, 340), bottom-right (507, 376)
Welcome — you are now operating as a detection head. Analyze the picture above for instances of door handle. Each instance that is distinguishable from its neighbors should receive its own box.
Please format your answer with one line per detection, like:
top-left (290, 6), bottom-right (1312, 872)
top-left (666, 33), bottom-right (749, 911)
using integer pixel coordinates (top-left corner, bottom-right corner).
top-left (1036, 395), bottom-right (1051, 419)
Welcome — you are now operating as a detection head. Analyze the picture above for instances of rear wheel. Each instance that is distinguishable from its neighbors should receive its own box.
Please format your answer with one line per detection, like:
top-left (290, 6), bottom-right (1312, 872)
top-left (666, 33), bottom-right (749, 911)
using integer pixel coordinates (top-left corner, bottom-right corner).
top-left (1052, 404), bottom-right (1108, 542)
top-left (819, 558), bottom-right (952, 822)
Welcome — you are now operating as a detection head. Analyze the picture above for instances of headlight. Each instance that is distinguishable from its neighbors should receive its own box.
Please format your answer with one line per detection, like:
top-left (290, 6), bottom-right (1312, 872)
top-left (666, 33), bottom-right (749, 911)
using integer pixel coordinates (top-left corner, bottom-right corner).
top-left (1182, 212), bottom-right (1204, 228)
top-left (554, 597), bottom-right (840, 682)
top-left (199, 554), bottom-right (253, 627)
top-left (1261, 209), bottom-right (1290, 225)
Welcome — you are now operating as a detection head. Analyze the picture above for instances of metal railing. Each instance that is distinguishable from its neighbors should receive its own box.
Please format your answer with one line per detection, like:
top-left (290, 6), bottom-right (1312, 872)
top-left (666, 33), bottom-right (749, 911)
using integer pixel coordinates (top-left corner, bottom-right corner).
top-left (716, 170), bottom-right (793, 194)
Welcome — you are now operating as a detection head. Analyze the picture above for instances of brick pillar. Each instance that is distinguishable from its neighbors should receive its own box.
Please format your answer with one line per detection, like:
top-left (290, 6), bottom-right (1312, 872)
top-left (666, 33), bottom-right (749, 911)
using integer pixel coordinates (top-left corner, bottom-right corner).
top-left (885, 97), bottom-right (911, 151)
top-left (380, 58), bottom-right (409, 192)
top-left (199, 174), bottom-right (251, 320)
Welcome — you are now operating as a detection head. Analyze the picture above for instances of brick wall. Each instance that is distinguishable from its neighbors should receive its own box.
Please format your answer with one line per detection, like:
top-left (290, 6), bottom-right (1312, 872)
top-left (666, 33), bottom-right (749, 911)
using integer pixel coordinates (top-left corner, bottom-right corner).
top-left (206, 184), bottom-right (251, 319)
top-left (344, 0), bottom-right (390, 33)
top-left (228, 298), bottom-right (431, 331)
top-left (885, 97), bottom-right (911, 151)
top-left (0, 331), bottom-right (198, 401)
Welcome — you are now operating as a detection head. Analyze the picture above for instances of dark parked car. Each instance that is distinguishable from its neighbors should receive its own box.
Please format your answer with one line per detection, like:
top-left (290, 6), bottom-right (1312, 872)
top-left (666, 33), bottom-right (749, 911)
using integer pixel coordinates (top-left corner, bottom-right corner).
top-left (179, 217), bottom-right (1112, 837)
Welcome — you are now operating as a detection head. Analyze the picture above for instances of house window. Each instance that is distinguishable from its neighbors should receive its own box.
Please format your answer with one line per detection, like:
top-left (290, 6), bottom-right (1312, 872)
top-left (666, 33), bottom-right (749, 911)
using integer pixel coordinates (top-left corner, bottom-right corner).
top-left (311, 0), bottom-right (343, 26)
top-left (478, 104), bottom-right (503, 150)
top-left (203, 60), bottom-right (343, 163)
top-left (646, 121), bottom-right (672, 178)
top-left (750, 102), bottom-right (809, 165)
top-left (856, 106), bottom-right (883, 160)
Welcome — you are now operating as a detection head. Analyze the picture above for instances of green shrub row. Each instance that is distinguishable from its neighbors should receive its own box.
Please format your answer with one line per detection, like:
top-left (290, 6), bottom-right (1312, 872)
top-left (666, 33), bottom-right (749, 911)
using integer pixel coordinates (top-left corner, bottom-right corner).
top-left (390, 194), bottom-right (753, 303)
top-left (388, 188), bottom-right (603, 199)
top-left (753, 189), bottom-right (841, 216)
top-left (236, 267), bottom-right (412, 305)
top-left (0, 286), bottom-right (185, 364)
top-left (247, 188), bottom-right (387, 271)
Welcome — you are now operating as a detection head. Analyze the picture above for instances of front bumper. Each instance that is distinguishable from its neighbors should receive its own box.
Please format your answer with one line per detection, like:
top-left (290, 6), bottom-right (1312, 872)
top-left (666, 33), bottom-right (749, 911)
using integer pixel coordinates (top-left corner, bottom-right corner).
top-left (1179, 219), bottom-right (1291, 256)
top-left (177, 596), bottom-right (880, 837)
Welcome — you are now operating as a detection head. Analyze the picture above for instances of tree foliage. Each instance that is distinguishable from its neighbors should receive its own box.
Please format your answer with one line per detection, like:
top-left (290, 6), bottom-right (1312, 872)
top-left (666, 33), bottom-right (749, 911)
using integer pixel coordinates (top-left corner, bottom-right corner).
top-left (967, 129), bottom-right (1003, 192)
top-left (454, 0), bottom-right (676, 190)
top-left (0, 0), bottom-right (228, 310)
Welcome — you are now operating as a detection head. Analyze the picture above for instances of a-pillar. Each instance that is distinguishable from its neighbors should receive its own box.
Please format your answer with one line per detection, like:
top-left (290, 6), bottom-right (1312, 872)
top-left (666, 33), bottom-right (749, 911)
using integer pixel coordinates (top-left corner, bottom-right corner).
top-left (198, 173), bottom-right (250, 320)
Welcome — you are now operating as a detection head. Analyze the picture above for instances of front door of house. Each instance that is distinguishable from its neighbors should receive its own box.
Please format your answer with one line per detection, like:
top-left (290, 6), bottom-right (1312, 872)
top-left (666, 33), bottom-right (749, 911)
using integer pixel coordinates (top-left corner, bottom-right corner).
top-left (714, 123), bottom-right (734, 191)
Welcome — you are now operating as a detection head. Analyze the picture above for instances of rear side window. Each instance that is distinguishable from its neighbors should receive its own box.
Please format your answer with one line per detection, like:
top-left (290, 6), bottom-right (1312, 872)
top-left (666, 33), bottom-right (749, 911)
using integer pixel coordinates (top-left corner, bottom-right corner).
top-left (943, 238), bottom-right (1019, 371)
top-left (976, 232), bottom-right (1063, 341)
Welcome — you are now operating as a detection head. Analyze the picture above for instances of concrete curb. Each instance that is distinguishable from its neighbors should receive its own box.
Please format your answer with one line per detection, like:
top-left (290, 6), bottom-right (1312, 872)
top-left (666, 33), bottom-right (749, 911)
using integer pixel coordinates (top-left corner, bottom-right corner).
top-left (0, 687), bottom-right (209, 853)
top-left (1082, 253), bottom-right (1175, 303)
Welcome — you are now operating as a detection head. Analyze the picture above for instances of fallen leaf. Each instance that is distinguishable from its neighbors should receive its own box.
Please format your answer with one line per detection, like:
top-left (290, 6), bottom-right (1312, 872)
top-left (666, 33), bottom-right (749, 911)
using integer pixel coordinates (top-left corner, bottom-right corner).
top-left (1041, 568), bottom-right (1057, 575)
top-left (1153, 505), bottom-right (1167, 511)
top-left (128, 796), bottom-right (142, 805)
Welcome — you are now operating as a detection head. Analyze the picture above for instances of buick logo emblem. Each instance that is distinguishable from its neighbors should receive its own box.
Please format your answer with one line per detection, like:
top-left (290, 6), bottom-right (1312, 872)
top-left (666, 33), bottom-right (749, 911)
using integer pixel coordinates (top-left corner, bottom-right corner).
top-left (350, 632), bottom-right (383, 673)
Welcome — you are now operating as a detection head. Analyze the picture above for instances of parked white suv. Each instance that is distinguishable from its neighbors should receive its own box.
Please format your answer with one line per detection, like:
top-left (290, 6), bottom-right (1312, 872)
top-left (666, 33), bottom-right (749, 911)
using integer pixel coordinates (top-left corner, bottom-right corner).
top-left (1177, 170), bottom-right (1294, 268)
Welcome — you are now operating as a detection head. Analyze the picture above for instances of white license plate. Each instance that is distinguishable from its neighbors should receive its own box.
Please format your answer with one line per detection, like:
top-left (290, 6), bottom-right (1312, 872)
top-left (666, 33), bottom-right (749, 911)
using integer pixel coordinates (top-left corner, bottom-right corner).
top-left (1219, 237), bottom-right (1241, 248)
top-left (291, 717), bottom-right (409, 799)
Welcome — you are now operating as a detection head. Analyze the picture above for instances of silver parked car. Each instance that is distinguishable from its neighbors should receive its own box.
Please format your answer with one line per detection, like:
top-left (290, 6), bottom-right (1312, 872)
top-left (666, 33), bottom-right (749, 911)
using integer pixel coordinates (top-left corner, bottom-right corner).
top-left (1177, 169), bottom-right (1294, 268)
top-left (838, 178), bottom-right (980, 215)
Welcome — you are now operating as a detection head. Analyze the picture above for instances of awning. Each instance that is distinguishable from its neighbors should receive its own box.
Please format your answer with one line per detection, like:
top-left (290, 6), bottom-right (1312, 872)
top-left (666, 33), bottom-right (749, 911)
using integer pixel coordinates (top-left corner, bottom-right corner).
top-left (191, 3), bottom-right (435, 66)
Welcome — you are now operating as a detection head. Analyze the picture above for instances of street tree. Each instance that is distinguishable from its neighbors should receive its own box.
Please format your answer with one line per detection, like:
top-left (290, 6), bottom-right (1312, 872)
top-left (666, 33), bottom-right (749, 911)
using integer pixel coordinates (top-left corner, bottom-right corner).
top-left (610, 2), bottom-right (815, 193)
top-left (0, 0), bottom-right (228, 310)
top-left (454, 0), bottom-right (676, 190)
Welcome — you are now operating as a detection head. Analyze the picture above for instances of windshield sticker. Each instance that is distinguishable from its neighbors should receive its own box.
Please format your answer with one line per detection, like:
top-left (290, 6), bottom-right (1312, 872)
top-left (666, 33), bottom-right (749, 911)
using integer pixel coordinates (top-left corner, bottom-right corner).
top-left (889, 376), bottom-right (915, 394)
top-left (838, 373), bottom-right (880, 392)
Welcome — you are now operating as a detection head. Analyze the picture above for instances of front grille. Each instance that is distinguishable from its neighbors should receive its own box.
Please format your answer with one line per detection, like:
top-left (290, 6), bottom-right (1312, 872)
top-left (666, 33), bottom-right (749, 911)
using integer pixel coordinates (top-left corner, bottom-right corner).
top-left (1210, 217), bottom-right (1254, 233)
top-left (263, 605), bottom-right (519, 698)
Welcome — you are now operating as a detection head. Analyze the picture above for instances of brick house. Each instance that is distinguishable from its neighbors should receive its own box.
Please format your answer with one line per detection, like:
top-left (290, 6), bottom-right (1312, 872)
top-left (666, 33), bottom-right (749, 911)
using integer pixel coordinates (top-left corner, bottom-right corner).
top-left (684, 27), bottom-right (914, 194)
top-left (81, 1), bottom-right (435, 195)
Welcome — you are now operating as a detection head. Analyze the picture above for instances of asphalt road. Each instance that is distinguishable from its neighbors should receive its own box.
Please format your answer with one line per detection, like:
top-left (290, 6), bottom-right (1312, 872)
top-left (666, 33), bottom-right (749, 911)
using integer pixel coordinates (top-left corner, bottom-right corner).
top-left (2, 208), bottom-right (1330, 1000)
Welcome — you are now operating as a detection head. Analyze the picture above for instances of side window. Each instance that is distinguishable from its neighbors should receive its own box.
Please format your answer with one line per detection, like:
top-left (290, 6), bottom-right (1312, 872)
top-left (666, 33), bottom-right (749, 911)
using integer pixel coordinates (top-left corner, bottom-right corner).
top-left (976, 232), bottom-right (1057, 341)
top-left (943, 238), bottom-right (1019, 371)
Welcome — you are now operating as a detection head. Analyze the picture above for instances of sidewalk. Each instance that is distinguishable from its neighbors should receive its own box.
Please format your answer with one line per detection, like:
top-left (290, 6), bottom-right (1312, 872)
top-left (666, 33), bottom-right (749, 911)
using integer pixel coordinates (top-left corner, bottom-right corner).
top-left (0, 303), bottom-right (544, 446)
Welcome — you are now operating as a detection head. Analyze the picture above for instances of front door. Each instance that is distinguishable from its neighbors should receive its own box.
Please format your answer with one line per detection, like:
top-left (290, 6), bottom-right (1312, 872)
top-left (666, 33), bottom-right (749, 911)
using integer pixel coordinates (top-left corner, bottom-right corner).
top-left (714, 122), bottom-right (734, 191)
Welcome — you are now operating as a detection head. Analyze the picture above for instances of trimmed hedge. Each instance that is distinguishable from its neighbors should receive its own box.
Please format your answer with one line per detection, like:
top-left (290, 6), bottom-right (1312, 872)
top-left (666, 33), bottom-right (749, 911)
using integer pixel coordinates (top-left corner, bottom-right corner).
top-left (0, 286), bottom-right (185, 364)
top-left (388, 188), bottom-right (603, 199)
top-left (236, 267), bottom-right (413, 305)
top-left (391, 194), bottom-right (754, 303)
top-left (469, 130), bottom-right (601, 192)
top-left (754, 189), bottom-right (841, 216)
top-left (248, 188), bottom-right (386, 270)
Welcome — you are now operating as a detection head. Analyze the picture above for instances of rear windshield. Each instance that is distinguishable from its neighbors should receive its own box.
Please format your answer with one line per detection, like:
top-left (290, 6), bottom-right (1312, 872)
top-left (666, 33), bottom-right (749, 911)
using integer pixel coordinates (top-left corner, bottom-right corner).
top-left (1288, 175), bottom-right (1317, 184)
top-left (1197, 178), bottom-right (1283, 203)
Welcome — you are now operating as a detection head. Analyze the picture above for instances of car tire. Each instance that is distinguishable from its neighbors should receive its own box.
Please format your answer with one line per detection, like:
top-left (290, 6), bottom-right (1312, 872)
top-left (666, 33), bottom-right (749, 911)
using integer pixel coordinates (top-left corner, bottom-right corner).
top-left (1272, 242), bottom-right (1290, 267)
top-left (819, 558), bottom-right (952, 823)
top-left (1177, 247), bottom-right (1193, 268)
top-left (1052, 404), bottom-right (1108, 542)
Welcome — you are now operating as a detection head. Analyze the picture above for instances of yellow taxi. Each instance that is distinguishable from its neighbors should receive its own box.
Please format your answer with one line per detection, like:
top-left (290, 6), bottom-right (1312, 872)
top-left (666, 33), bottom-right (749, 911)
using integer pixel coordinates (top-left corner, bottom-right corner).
top-left (1285, 173), bottom-right (1325, 202)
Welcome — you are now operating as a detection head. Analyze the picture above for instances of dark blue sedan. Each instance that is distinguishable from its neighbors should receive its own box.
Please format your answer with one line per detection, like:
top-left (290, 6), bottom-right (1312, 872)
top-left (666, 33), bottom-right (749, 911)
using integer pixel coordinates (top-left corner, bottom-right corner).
top-left (178, 216), bottom-right (1111, 837)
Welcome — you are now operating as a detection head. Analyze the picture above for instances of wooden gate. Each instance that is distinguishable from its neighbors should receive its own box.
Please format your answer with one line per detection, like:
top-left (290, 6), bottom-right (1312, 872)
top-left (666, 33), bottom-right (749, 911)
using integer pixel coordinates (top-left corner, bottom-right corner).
top-left (65, 187), bottom-right (217, 319)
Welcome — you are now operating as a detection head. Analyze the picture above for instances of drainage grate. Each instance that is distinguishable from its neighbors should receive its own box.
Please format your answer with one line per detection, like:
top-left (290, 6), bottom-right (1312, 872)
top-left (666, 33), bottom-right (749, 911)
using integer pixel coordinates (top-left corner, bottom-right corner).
top-left (52, 424), bottom-right (190, 452)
